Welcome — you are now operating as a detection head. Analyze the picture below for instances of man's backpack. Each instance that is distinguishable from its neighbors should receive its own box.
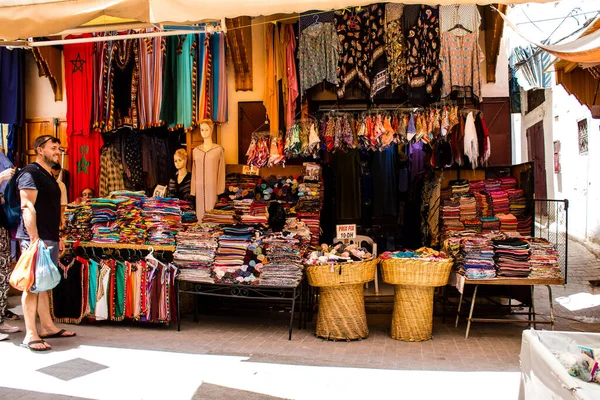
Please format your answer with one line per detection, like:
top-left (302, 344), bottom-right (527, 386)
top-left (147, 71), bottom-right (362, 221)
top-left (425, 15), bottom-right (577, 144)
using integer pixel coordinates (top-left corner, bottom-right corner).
top-left (1, 164), bottom-right (42, 230)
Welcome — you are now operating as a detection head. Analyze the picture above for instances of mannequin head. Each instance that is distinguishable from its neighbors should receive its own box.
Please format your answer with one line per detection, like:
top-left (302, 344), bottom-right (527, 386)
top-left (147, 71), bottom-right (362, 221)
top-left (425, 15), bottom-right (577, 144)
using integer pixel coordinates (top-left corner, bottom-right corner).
top-left (199, 119), bottom-right (214, 140)
top-left (174, 149), bottom-right (188, 172)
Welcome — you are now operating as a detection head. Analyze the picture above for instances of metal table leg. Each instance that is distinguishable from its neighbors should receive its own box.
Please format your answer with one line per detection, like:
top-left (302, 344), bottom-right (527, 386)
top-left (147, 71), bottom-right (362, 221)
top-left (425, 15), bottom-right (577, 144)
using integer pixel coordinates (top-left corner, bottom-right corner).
top-left (455, 289), bottom-right (464, 328)
top-left (289, 287), bottom-right (297, 340)
top-left (465, 285), bottom-right (479, 339)
top-left (530, 285), bottom-right (537, 330)
top-left (177, 279), bottom-right (181, 332)
top-left (298, 282), bottom-right (303, 330)
top-left (546, 285), bottom-right (555, 330)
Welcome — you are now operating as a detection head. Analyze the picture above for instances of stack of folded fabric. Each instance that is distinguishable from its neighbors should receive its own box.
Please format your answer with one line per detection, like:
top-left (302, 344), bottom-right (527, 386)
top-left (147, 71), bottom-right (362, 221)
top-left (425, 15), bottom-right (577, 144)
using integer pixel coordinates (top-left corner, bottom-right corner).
top-left (260, 232), bottom-right (305, 286)
top-left (489, 190), bottom-right (510, 215)
top-left (499, 177), bottom-right (517, 191)
top-left (298, 182), bottom-right (322, 200)
top-left (440, 187), bottom-right (453, 201)
top-left (528, 238), bottom-right (561, 279)
top-left (497, 213), bottom-right (518, 232)
top-left (507, 189), bottom-right (527, 216)
top-left (493, 238), bottom-right (531, 277)
top-left (239, 200), bottom-right (269, 225)
top-left (213, 226), bottom-right (255, 283)
top-left (461, 237), bottom-right (496, 279)
top-left (474, 192), bottom-right (492, 217)
top-left (90, 198), bottom-right (124, 243)
top-left (175, 224), bottom-right (222, 283)
top-left (202, 209), bottom-right (236, 224)
top-left (283, 218), bottom-right (313, 246)
top-left (441, 198), bottom-right (464, 232)
top-left (469, 180), bottom-right (486, 194)
top-left (234, 199), bottom-right (253, 215)
top-left (111, 192), bottom-right (147, 244)
top-left (517, 215), bottom-right (533, 236)
top-left (179, 201), bottom-right (198, 228)
top-left (296, 200), bottom-right (321, 246)
top-left (143, 197), bottom-right (182, 245)
top-left (459, 195), bottom-right (477, 221)
top-left (484, 179), bottom-right (501, 192)
top-left (479, 216), bottom-right (500, 232)
top-left (462, 219), bottom-right (482, 233)
top-left (450, 180), bottom-right (470, 196)
top-left (64, 203), bottom-right (94, 241)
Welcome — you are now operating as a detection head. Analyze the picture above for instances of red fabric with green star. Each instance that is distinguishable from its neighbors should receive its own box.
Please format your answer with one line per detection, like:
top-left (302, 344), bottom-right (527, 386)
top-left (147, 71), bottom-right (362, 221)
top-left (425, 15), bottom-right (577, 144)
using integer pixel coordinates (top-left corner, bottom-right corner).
top-left (64, 35), bottom-right (102, 200)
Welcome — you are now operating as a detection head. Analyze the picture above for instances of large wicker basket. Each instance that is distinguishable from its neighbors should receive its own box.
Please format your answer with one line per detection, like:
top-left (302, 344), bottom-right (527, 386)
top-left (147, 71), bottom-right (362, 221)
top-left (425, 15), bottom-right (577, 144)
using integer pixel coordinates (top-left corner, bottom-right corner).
top-left (306, 258), bottom-right (378, 288)
top-left (306, 258), bottom-right (377, 340)
top-left (380, 258), bottom-right (453, 286)
top-left (380, 257), bottom-right (453, 342)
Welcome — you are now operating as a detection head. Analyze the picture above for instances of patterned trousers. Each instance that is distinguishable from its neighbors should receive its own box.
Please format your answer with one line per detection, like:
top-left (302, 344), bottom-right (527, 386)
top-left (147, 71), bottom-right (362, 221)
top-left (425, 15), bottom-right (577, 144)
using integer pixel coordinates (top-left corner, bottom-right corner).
top-left (0, 227), bottom-right (11, 325)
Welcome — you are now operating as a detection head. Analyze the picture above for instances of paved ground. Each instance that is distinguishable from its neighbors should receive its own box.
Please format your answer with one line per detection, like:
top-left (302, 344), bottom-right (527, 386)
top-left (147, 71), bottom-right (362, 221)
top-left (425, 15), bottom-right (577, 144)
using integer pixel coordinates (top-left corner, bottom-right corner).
top-left (0, 237), bottom-right (598, 399)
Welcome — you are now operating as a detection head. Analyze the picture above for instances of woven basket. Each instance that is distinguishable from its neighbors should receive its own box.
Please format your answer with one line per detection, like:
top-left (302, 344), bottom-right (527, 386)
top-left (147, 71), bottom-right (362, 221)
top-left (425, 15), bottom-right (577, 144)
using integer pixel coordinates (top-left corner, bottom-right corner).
top-left (315, 284), bottom-right (368, 340)
top-left (306, 258), bottom-right (378, 288)
top-left (380, 258), bottom-right (453, 287)
top-left (391, 285), bottom-right (435, 341)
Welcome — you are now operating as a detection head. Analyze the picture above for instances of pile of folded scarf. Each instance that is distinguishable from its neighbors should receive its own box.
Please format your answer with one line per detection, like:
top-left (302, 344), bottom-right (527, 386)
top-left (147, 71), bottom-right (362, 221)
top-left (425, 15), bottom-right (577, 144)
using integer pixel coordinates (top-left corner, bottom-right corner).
top-left (179, 200), bottom-right (198, 227)
top-left (90, 198), bottom-right (125, 243)
top-left (517, 215), bottom-right (533, 236)
top-left (474, 192), bottom-right (492, 217)
top-left (441, 198), bottom-right (464, 232)
top-left (202, 209), bottom-right (236, 224)
top-left (260, 232), bottom-right (305, 286)
top-left (113, 194), bottom-right (146, 244)
top-left (175, 224), bottom-right (222, 283)
top-left (493, 237), bottom-right (531, 277)
top-left (63, 203), bottom-right (93, 241)
top-left (489, 190), bottom-right (510, 215)
top-left (238, 200), bottom-right (269, 225)
top-left (380, 246), bottom-right (450, 262)
top-left (450, 180), bottom-right (470, 196)
top-left (507, 189), bottom-right (527, 216)
top-left (459, 195), bottom-right (478, 221)
top-left (499, 177), bottom-right (517, 191)
top-left (143, 197), bottom-right (182, 245)
top-left (460, 237), bottom-right (496, 279)
top-left (307, 242), bottom-right (374, 265)
top-left (213, 226), bottom-right (257, 284)
top-left (296, 199), bottom-right (321, 246)
top-left (528, 238), bottom-right (561, 279)
top-left (497, 213), bottom-right (518, 232)
top-left (462, 219), bottom-right (483, 233)
top-left (469, 180), bottom-right (485, 194)
top-left (479, 216), bottom-right (500, 232)
top-left (484, 179), bottom-right (501, 192)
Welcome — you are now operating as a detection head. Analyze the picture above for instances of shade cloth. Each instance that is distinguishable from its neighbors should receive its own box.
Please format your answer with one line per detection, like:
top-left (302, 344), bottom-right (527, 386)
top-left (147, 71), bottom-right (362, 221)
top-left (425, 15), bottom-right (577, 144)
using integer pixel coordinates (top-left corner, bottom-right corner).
top-left (1, 0), bottom-right (555, 41)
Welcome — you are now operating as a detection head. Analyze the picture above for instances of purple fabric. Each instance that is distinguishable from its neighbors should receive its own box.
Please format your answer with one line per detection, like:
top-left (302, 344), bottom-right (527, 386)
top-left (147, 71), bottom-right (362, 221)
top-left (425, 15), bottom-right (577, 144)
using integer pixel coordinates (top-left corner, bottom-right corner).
top-left (408, 141), bottom-right (425, 183)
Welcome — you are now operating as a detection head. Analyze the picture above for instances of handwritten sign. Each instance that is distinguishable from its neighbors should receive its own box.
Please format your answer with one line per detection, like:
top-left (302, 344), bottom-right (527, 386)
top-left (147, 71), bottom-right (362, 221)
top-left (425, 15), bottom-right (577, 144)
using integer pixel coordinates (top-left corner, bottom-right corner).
top-left (336, 224), bottom-right (356, 240)
top-left (242, 165), bottom-right (260, 176)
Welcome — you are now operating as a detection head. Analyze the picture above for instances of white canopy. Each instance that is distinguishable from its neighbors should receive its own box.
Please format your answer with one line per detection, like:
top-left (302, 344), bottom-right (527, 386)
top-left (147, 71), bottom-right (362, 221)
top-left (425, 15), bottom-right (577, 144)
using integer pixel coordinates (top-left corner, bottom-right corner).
top-left (0, 0), bottom-right (556, 40)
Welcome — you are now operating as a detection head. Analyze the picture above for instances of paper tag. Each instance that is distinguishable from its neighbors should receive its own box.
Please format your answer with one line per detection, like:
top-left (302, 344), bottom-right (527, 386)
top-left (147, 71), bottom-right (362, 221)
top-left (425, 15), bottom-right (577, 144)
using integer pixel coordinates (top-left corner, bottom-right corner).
top-left (336, 224), bottom-right (356, 240)
top-left (242, 165), bottom-right (260, 176)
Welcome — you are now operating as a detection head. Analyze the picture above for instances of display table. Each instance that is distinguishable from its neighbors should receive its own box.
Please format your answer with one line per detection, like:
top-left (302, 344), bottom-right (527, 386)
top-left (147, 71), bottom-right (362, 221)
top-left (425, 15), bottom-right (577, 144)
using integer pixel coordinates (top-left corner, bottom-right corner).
top-left (306, 259), bottom-right (377, 341)
top-left (519, 329), bottom-right (600, 400)
top-left (452, 273), bottom-right (565, 339)
top-left (176, 279), bottom-right (303, 340)
top-left (380, 258), bottom-right (453, 341)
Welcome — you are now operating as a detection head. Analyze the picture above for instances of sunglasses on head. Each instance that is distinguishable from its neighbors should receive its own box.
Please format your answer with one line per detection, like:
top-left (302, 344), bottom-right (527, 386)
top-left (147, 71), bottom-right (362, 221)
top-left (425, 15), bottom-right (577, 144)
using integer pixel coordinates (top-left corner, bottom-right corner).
top-left (38, 136), bottom-right (56, 148)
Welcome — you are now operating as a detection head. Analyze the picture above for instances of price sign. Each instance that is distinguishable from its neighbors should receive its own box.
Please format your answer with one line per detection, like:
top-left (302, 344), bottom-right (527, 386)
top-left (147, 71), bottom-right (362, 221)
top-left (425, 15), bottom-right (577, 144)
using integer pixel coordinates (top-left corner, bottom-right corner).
top-left (336, 224), bottom-right (356, 240)
top-left (242, 165), bottom-right (260, 176)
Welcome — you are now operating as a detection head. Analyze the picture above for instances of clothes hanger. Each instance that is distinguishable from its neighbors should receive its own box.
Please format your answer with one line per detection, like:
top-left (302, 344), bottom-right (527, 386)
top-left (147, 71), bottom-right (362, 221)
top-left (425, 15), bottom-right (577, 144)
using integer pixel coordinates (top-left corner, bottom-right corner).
top-left (448, 5), bottom-right (472, 34)
top-left (309, 14), bottom-right (320, 28)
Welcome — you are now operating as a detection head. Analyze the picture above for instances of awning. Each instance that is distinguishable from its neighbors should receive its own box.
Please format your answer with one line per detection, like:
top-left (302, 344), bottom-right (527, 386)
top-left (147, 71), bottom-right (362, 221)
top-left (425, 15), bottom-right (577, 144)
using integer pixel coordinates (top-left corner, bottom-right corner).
top-left (0, 0), bottom-right (557, 41)
top-left (498, 9), bottom-right (600, 63)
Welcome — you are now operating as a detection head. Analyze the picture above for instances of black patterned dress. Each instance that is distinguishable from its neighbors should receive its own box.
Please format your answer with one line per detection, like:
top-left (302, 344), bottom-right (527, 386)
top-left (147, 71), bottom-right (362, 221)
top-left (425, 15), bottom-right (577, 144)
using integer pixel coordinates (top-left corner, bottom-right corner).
top-left (0, 227), bottom-right (11, 324)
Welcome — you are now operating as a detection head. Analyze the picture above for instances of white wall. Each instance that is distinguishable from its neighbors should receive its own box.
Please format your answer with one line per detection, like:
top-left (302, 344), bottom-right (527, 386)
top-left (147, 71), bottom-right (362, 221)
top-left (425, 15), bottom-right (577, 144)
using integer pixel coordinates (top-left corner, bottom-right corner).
top-left (551, 85), bottom-right (600, 244)
top-left (480, 32), bottom-right (509, 99)
top-left (25, 51), bottom-right (66, 119)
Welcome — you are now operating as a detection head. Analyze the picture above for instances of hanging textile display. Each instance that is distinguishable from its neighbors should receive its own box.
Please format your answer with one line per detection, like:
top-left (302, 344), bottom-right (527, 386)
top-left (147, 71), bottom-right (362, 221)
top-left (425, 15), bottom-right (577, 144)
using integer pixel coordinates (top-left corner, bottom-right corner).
top-left (406, 5), bottom-right (442, 104)
top-left (439, 30), bottom-right (485, 100)
top-left (110, 38), bottom-right (139, 129)
top-left (138, 32), bottom-right (165, 129)
top-left (0, 47), bottom-right (25, 161)
top-left (99, 144), bottom-right (125, 197)
top-left (195, 31), bottom-right (209, 123)
top-left (385, 3), bottom-right (407, 94)
top-left (367, 4), bottom-right (388, 99)
top-left (282, 24), bottom-right (299, 132)
top-left (264, 24), bottom-right (279, 133)
top-left (68, 132), bottom-right (103, 201)
top-left (91, 34), bottom-right (111, 133)
top-left (175, 34), bottom-right (194, 131)
top-left (64, 35), bottom-right (94, 137)
top-left (211, 32), bottom-right (228, 123)
top-left (298, 19), bottom-right (339, 94)
top-left (160, 35), bottom-right (178, 128)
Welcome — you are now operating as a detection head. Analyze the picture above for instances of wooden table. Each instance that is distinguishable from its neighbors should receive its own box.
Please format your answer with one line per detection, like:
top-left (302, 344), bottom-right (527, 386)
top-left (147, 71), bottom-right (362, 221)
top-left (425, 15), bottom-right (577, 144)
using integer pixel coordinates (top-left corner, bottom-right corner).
top-left (452, 274), bottom-right (565, 339)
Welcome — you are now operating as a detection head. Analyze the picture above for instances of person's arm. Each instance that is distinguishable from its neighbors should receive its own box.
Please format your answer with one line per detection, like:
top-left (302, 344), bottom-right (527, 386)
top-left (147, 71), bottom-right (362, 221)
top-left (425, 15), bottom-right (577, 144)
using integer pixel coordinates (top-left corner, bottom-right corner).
top-left (20, 188), bottom-right (39, 242)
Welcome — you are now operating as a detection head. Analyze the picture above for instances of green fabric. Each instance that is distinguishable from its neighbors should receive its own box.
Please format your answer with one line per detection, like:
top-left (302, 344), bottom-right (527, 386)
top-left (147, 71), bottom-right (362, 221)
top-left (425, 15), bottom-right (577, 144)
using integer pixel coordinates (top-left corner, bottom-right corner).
top-left (115, 261), bottom-right (126, 318)
top-left (88, 260), bottom-right (98, 314)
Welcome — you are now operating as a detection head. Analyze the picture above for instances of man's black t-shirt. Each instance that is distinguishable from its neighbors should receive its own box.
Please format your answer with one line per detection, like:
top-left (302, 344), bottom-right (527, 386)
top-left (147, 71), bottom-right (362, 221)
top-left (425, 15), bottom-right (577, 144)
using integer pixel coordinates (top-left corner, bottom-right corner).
top-left (16, 162), bottom-right (61, 242)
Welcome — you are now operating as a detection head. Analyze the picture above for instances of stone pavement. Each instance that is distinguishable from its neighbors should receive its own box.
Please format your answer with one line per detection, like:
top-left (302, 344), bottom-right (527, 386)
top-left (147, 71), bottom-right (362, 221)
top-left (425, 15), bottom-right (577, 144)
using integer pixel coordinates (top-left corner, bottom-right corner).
top-left (0, 237), bottom-right (598, 399)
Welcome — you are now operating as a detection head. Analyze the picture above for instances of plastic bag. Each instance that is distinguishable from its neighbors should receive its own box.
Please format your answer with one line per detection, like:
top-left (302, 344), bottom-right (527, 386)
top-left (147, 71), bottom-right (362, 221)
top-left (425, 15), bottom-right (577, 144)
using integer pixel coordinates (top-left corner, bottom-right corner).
top-left (30, 240), bottom-right (61, 293)
top-left (9, 239), bottom-right (38, 292)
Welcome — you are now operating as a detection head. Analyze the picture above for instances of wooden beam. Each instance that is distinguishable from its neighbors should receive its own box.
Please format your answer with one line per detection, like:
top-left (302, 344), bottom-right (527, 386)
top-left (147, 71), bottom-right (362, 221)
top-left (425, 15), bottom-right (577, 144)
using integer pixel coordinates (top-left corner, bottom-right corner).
top-left (483, 4), bottom-right (508, 83)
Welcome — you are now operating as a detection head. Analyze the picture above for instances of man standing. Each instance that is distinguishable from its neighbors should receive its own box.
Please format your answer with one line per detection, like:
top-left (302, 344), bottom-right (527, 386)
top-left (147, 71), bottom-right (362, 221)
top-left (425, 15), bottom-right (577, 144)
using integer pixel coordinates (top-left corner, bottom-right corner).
top-left (18, 135), bottom-right (75, 352)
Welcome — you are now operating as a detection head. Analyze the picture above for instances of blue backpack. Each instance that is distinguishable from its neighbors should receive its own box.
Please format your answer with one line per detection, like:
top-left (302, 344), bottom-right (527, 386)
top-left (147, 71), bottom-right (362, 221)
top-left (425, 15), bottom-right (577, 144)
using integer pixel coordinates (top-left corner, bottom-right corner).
top-left (1, 164), bottom-right (41, 230)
